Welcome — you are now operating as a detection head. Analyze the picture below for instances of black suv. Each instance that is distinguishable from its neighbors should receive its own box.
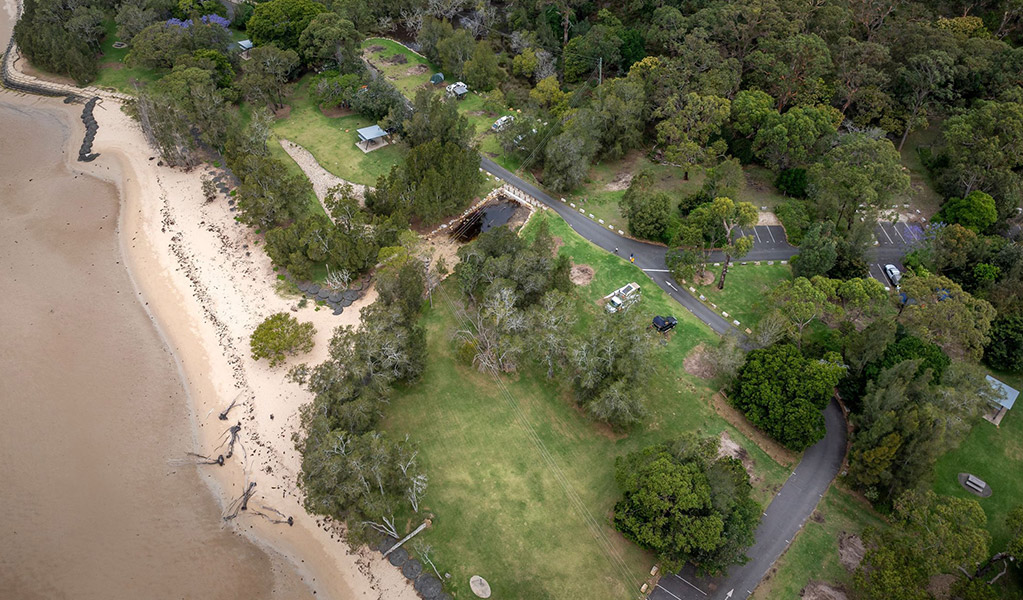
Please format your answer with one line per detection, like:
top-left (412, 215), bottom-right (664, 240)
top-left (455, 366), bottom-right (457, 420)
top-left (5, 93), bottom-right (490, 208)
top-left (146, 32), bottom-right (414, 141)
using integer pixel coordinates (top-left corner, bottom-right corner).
top-left (652, 316), bottom-right (678, 333)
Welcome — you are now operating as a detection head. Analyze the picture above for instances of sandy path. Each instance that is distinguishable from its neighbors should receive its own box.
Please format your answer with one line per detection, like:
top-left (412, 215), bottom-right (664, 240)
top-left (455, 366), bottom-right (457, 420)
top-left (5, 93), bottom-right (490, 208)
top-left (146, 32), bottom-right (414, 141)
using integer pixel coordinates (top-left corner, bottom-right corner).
top-left (279, 138), bottom-right (370, 205)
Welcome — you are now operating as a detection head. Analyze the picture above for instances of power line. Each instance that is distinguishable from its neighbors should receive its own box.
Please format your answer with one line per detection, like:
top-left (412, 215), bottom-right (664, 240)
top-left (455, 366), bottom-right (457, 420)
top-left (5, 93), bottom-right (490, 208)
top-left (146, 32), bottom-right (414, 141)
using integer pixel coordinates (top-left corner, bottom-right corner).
top-left (518, 64), bottom-right (602, 171)
top-left (436, 284), bottom-right (641, 590)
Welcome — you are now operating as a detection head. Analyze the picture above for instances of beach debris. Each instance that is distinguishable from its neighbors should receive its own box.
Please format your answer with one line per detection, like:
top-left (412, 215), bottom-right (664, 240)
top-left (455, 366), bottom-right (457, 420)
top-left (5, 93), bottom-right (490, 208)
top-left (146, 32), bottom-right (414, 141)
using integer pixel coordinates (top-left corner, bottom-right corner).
top-left (251, 505), bottom-right (294, 526)
top-left (223, 481), bottom-right (258, 521)
top-left (185, 452), bottom-right (226, 466)
top-left (218, 395), bottom-right (242, 420)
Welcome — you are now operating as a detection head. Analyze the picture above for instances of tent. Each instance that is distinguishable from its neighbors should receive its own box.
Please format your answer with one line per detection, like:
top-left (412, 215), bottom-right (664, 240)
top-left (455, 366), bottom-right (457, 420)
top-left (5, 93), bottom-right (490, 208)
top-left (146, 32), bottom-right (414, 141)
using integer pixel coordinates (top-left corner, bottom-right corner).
top-left (430, 73), bottom-right (444, 84)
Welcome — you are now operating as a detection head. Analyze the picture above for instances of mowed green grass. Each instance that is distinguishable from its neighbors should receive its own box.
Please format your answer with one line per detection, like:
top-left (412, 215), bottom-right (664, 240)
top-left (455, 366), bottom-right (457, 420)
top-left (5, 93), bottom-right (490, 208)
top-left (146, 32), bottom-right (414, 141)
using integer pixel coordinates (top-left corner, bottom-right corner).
top-left (693, 263), bottom-right (792, 329)
top-left (94, 18), bottom-right (163, 92)
top-left (383, 212), bottom-right (792, 599)
top-left (753, 487), bottom-right (885, 599)
top-left (361, 37), bottom-right (436, 96)
top-left (273, 77), bottom-right (403, 186)
top-left (933, 380), bottom-right (1023, 555)
top-left (561, 154), bottom-right (790, 234)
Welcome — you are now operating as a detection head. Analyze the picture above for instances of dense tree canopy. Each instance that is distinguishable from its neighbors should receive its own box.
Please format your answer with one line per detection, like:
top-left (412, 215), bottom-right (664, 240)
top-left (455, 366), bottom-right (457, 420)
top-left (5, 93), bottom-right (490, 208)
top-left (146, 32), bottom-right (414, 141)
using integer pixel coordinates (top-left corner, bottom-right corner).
top-left (613, 435), bottom-right (761, 575)
top-left (855, 490), bottom-right (991, 599)
top-left (898, 273), bottom-right (996, 361)
top-left (848, 360), bottom-right (989, 504)
top-left (732, 344), bottom-right (845, 451)
top-left (247, 0), bottom-right (326, 50)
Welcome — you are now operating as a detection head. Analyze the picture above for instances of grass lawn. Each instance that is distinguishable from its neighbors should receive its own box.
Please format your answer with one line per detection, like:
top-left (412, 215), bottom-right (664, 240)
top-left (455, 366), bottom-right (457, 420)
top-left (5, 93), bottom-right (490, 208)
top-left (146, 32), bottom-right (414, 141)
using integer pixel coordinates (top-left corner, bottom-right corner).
top-left (900, 126), bottom-right (944, 218)
top-left (94, 18), bottom-right (164, 93)
top-left (932, 379), bottom-right (1023, 550)
top-left (929, 369), bottom-right (1023, 598)
top-left (382, 212), bottom-right (792, 599)
top-left (361, 38), bottom-right (436, 96)
top-left (273, 76), bottom-right (403, 187)
top-left (753, 486), bottom-right (885, 599)
top-left (693, 263), bottom-right (792, 330)
top-left (560, 153), bottom-right (794, 235)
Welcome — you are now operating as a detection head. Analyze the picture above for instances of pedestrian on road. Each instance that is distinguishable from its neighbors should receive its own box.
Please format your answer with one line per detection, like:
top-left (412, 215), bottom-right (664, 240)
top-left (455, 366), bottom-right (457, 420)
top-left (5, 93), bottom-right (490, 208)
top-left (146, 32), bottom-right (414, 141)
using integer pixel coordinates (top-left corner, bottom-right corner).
top-left (614, 247), bottom-right (618, 254)
top-left (630, 254), bottom-right (635, 264)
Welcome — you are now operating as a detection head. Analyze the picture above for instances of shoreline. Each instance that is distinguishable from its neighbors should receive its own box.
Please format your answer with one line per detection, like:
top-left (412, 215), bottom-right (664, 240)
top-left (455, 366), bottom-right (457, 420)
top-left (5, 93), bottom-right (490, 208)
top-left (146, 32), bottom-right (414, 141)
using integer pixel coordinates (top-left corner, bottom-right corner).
top-left (85, 101), bottom-right (415, 599)
top-left (1, 91), bottom-right (414, 600)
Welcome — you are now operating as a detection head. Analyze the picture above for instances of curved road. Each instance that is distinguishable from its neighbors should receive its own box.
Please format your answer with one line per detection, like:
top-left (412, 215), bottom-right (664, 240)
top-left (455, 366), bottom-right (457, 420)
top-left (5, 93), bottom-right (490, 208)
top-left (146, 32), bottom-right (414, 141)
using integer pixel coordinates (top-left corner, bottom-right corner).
top-left (480, 157), bottom-right (847, 600)
top-left (481, 158), bottom-right (798, 334)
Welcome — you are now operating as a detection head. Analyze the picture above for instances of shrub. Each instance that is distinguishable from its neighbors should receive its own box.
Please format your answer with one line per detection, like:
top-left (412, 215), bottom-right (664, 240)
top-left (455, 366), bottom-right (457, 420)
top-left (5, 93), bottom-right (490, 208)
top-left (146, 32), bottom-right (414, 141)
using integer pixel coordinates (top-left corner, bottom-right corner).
top-left (775, 168), bottom-right (808, 198)
top-left (775, 200), bottom-right (810, 246)
top-left (250, 312), bottom-right (316, 367)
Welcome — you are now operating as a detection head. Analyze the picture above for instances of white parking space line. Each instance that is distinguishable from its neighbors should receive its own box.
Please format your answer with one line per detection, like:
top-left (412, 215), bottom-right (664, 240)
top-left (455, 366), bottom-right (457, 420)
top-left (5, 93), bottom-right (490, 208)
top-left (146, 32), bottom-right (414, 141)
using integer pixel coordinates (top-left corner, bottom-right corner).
top-left (752, 227), bottom-right (762, 243)
top-left (656, 584), bottom-right (684, 600)
top-left (766, 226), bottom-right (776, 242)
top-left (902, 223), bottom-right (919, 240)
top-left (879, 225), bottom-right (893, 244)
top-left (892, 224), bottom-right (906, 243)
top-left (673, 574), bottom-right (709, 596)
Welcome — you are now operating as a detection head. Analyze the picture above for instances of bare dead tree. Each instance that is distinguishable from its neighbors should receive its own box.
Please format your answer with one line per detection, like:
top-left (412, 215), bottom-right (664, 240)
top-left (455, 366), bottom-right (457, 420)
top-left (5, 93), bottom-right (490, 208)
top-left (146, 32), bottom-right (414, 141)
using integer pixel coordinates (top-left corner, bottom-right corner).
top-left (362, 515), bottom-right (400, 539)
top-left (324, 265), bottom-right (354, 292)
top-left (224, 481), bottom-right (258, 521)
top-left (427, 0), bottom-right (469, 19)
top-left (252, 505), bottom-right (294, 526)
top-left (214, 422), bottom-right (243, 460)
top-left (400, 7), bottom-right (426, 36)
top-left (462, 1), bottom-right (497, 38)
top-left (413, 540), bottom-right (443, 580)
top-left (218, 394), bottom-right (242, 420)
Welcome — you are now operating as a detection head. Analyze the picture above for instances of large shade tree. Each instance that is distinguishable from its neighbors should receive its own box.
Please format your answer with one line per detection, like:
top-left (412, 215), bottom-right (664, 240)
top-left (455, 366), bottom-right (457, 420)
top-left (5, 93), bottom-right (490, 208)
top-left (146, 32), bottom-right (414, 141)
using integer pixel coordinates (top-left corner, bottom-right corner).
top-left (732, 343), bottom-right (845, 451)
top-left (613, 435), bottom-right (761, 575)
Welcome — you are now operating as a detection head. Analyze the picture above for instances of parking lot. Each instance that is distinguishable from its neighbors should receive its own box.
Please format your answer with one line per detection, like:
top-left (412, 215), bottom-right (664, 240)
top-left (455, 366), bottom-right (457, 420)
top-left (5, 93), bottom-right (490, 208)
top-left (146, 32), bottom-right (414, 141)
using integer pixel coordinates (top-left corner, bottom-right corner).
top-left (875, 221), bottom-right (926, 246)
top-left (869, 221), bottom-right (928, 289)
top-left (869, 262), bottom-right (902, 290)
top-left (736, 225), bottom-right (790, 247)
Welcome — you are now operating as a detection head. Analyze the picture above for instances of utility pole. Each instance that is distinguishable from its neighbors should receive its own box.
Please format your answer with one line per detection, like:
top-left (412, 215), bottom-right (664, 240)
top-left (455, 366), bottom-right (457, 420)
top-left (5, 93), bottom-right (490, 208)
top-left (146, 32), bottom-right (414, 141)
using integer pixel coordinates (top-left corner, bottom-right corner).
top-left (598, 57), bottom-right (602, 85)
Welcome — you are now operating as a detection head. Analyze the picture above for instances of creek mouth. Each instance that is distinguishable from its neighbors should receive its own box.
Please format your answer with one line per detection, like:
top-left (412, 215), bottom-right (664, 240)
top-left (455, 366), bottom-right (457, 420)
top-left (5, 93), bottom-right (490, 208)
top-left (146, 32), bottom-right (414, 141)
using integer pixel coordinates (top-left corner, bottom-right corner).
top-left (450, 197), bottom-right (525, 242)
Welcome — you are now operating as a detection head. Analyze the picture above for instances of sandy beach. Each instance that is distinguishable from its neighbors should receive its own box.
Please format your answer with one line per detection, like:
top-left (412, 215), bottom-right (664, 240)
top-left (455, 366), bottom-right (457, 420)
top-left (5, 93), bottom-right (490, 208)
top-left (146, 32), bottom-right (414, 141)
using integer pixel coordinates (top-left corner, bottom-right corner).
top-left (1, 7), bottom-right (418, 598)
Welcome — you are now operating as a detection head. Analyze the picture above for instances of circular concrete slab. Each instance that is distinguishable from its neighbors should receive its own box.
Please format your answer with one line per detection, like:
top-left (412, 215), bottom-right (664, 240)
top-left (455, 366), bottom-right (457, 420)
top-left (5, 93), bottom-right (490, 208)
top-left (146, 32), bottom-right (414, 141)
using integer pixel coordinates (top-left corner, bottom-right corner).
top-left (469, 575), bottom-right (491, 598)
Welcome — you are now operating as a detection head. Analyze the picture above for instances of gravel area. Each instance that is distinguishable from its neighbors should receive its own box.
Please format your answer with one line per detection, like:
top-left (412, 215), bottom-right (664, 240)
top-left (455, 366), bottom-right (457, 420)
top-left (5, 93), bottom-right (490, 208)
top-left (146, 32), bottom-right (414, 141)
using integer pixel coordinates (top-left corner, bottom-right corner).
top-left (279, 139), bottom-right (371, 207)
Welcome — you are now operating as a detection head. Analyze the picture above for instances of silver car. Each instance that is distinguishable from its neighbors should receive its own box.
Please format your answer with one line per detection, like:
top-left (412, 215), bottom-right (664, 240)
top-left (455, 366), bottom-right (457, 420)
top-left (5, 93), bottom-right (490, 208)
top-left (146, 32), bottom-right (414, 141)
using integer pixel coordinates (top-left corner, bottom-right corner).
top-left (885, 264), bottom-right (902, 287)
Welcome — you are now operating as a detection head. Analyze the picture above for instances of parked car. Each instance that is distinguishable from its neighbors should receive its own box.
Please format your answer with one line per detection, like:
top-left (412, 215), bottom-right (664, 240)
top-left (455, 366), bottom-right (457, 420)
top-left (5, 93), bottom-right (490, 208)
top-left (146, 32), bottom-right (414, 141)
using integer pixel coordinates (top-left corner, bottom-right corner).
top-left (445, 81), bottom-right (469, 99)
top-left (652, 316), bottom-right (678, 332)
top-left (605, 282), bottom-right (641, 313)
top-left (492, 115), bottom-right (514, 131)
top-left (885, 264), bottom-right (902, 287)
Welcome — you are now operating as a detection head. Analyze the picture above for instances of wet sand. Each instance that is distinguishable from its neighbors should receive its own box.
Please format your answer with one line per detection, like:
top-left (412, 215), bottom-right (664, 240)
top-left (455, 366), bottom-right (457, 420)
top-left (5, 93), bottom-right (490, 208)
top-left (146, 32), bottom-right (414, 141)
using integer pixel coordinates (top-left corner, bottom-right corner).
top-left (0, 98), bottom-right (309, 598)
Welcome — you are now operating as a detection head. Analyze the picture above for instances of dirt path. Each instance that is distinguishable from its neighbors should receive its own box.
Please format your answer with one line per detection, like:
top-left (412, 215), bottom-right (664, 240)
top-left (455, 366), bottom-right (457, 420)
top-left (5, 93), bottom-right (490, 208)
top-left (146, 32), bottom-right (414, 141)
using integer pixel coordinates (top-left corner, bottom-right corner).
top-left (278, 138), bottom-right (370, 207)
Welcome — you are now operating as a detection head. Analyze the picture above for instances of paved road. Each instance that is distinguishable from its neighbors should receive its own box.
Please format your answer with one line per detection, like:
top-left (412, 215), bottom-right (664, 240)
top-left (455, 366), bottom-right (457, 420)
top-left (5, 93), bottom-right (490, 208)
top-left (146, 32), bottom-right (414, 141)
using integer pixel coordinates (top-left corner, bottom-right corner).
top-left (480, 158), bottom-right (796, 334)
top-left (481, 157), bottom-right (850, 598)
top-left (650, 399), bottom-right (847, 600)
